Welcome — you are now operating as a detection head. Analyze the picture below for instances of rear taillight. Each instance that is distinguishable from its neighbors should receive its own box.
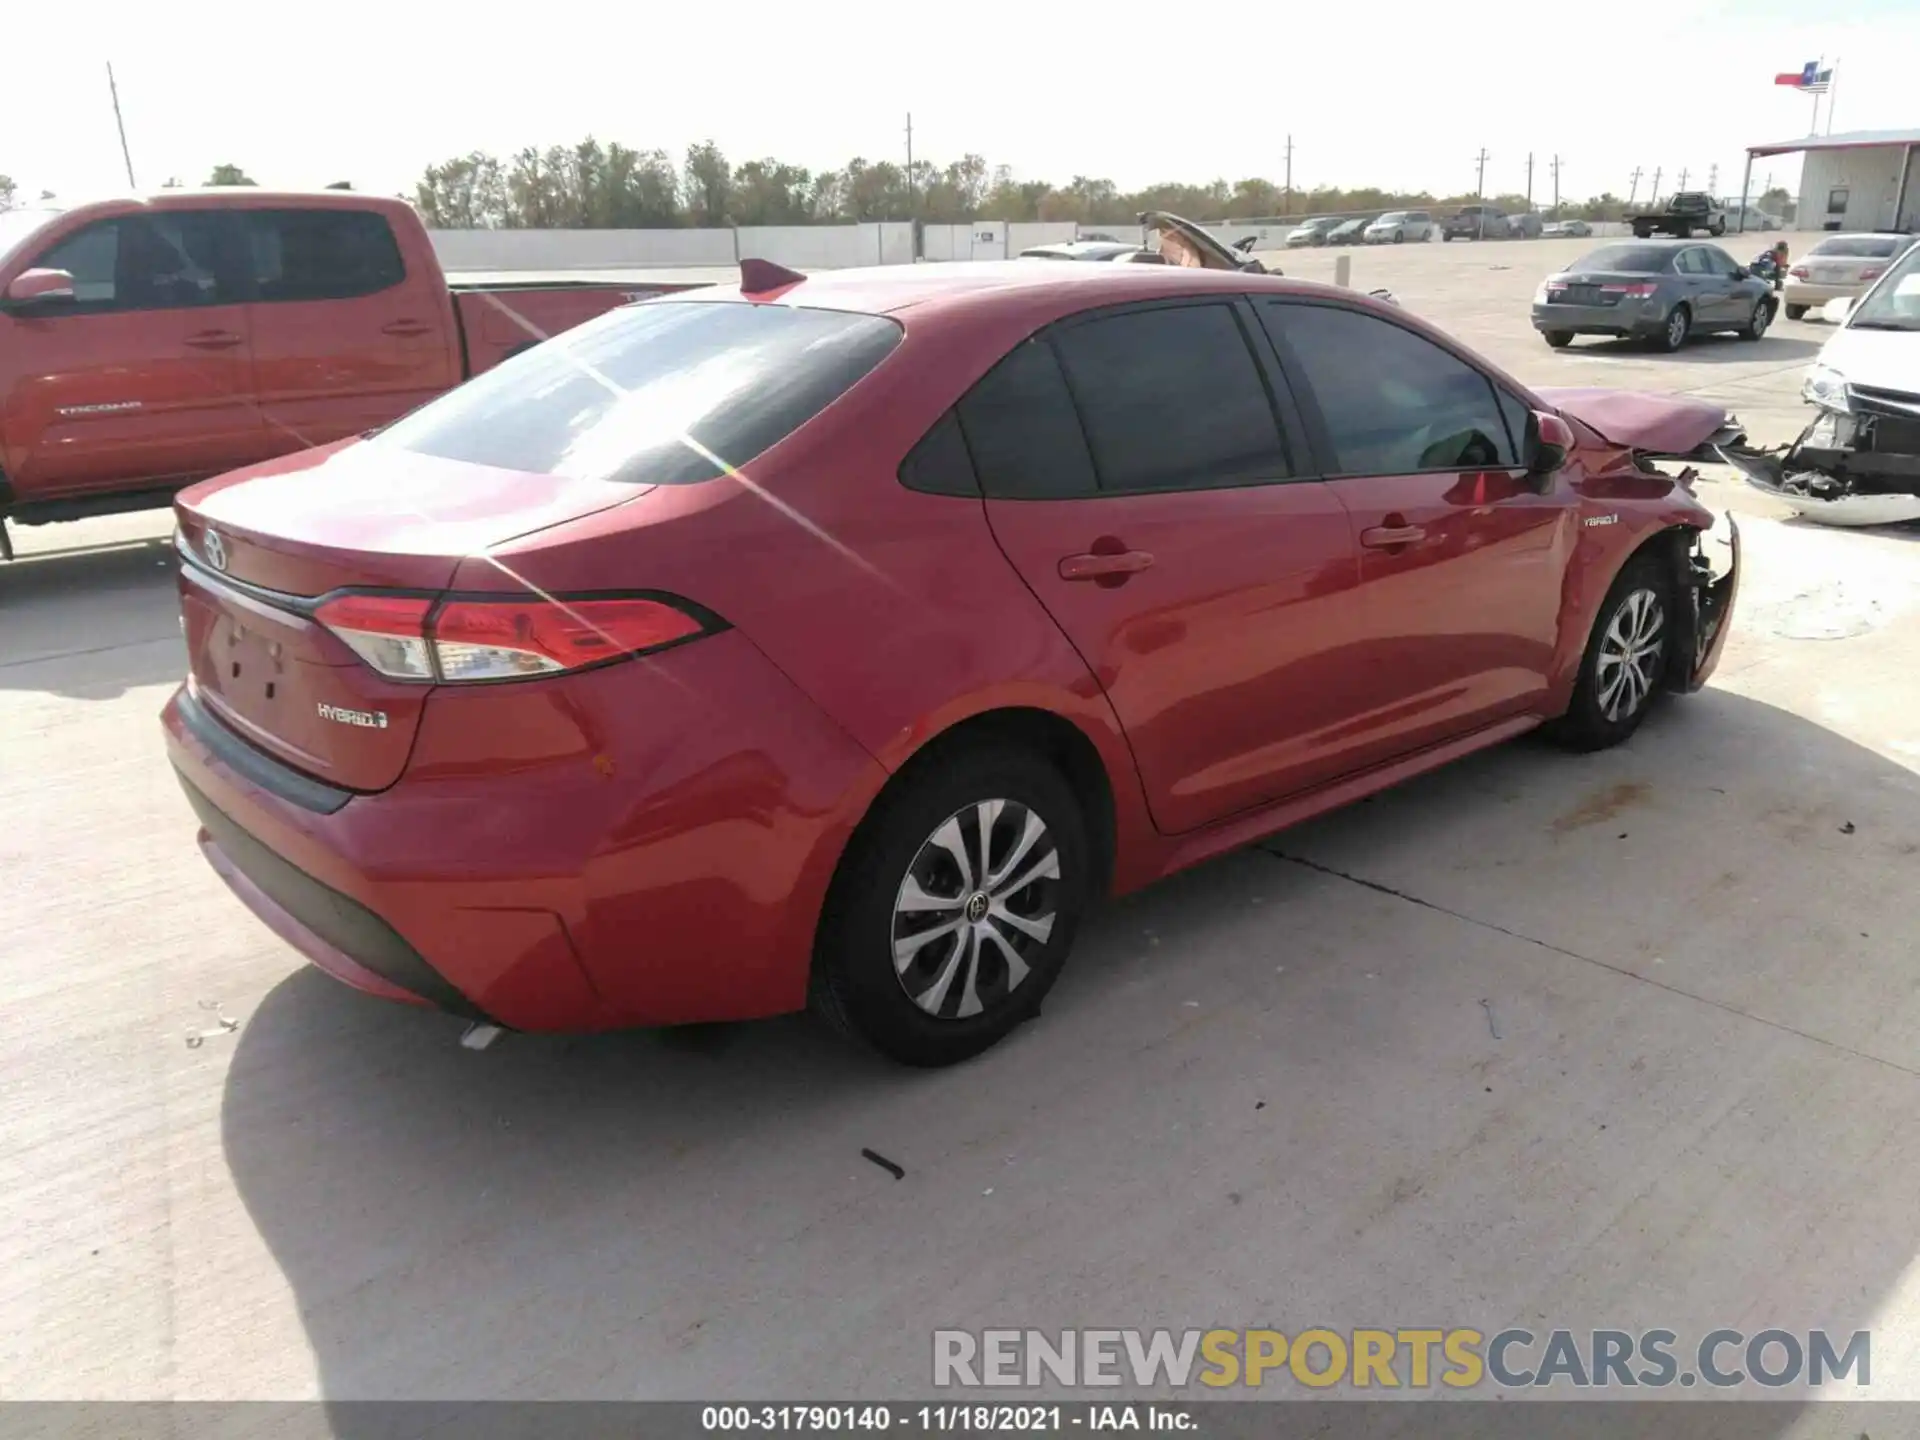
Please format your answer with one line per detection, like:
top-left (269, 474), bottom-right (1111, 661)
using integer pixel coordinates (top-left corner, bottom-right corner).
top-left (1600, 282), bottom-right (1660, 299)
top-left (1860, 267), bottom-right (1884, 282)
top-left (1789, 266), bottom-right (1810, 279)
top-left (314, 592), bottom-right (715, 683)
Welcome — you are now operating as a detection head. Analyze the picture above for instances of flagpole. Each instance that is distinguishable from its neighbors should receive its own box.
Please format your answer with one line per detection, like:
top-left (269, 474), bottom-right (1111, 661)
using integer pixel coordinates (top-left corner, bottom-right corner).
top-left (1825, 58), bottom-right (1840, 135)
top-left (1810, 54), bottom-right (1823, 134)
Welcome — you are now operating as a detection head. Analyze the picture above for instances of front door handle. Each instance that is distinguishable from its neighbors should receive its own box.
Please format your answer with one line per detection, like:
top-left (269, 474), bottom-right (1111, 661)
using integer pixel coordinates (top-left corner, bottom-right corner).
top-left (184, 330), bottom-right (243, 350)
top-left (382, 319), bottom-right (433, 337)
top-left (1360, 524), bottom-right (1426, 549)
top-left (1059, 549), bottom-right (1154, 582)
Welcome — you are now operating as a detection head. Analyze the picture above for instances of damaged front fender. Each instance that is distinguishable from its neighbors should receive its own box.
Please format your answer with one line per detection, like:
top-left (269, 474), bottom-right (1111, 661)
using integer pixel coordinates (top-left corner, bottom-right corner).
top-left (1665, 511), bottom-right (1741, 692)
top-left (1720, 399), bottom-right (1920, 527)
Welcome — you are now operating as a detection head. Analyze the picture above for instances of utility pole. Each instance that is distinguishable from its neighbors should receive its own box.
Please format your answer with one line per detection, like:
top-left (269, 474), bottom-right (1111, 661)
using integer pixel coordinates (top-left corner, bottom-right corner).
top-left (106, 62), bottom-right (137, 189)
top-left (1549, 155), bottom-right (1562, 216)
top-left (1677, 167), bottom-right (1690, 193)
top-left (1650, 166), bottom-right (1663, 206)
top-left (904, 113), bottom-right (914, 222)
top-left (1474, 147), bottom-right (1490, 197)
top-left (1283, 134), bottom-right (1293, 216)
top-left (1627, 166), bottom-right (1643, 207)
top-left (1707, 162), bottom-right (1719, 198)
top-left (1525, 152), bottom-right (1534, 208)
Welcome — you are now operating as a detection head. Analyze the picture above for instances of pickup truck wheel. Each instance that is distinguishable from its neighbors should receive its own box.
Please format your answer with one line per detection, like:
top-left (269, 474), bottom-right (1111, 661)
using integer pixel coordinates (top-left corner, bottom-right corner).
top-left (1652, 304), bottom-right (1691, 353)
top-left (1710, 221), bottom-right (1726, 236)
top-left (1785, 303), bottom-right (1808, 320)
top-left (1543, 330), bottom-right (1574, 348)
top-left (1632, 224), bottom-right (1652, 239)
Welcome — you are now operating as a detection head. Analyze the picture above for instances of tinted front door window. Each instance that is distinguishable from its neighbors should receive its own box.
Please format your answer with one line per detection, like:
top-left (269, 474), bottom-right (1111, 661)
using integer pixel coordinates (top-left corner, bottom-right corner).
top-left (1258, 301), bottom-right (1513, 474)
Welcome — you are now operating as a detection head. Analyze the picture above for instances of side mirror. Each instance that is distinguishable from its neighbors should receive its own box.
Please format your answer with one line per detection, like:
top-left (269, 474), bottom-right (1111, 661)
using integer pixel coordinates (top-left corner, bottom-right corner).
top-left (1821, 296), bottom-right (1855, 324)
top-left (3, 268), bottom-right (76, 309)
top-left (1527, 411), bottom-right (1574, 488)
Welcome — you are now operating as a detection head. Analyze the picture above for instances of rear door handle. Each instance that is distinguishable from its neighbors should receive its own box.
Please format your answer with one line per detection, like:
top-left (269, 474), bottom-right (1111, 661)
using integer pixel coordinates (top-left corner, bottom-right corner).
top-left (382, 319), bottom-right (433, 337)
top-left (1059, 549), bottom-right (1154, 581)
top-left (1360, 524), bottom-right (1426, 549)
top-left (184, 330), bottom-right (243, 350)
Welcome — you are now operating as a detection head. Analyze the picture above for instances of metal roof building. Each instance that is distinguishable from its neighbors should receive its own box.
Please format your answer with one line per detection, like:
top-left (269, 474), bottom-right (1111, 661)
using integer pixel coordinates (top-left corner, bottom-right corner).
top-left (1739, 128), bottom-right (1920, 234)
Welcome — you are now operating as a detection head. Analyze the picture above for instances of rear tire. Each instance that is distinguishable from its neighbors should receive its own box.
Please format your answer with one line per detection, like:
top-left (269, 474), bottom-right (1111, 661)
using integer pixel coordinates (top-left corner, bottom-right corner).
top-left (1633, 224), bottom-right (1653, 239)
top-left (811, 744), bottom-right (1092, 1068)
top-left (1543, 330), bottom-right (1574, 348)
top-left (1786, 303), bottom-right (1808, 320)
top-left (1652, 304), bottom-right (1691, 352)
top-left (1550, 553), bottom-right (1672, 752)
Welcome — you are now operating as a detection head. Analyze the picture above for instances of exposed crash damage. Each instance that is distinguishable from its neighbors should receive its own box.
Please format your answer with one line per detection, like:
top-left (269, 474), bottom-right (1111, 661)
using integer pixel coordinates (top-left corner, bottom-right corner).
top-left (1716, 386), bottom-right (1920, 528)
top-left (1534, 385), bottom-right (1742, 690)
top-left (1717, 240), bottom-right (1920, 526)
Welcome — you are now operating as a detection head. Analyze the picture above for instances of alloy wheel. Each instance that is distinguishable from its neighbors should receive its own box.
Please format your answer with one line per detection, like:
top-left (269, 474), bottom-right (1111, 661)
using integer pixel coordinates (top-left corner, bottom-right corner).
top-left (1666, 310), bottom-right (1688, 349)
top-left (891, 799), bottom-right (1060, 1020)
top-left (1596, 588), bottom-right (1666, 722)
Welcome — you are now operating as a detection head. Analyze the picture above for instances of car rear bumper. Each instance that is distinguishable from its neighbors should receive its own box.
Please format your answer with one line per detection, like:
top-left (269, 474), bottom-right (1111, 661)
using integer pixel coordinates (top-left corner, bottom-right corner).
top-left (161, 629), bottom-right (889, 1032)
top-left (1782, 280), bottom-right (1858, 307)
top-left (1530, 301), bottom-right (1664, 336)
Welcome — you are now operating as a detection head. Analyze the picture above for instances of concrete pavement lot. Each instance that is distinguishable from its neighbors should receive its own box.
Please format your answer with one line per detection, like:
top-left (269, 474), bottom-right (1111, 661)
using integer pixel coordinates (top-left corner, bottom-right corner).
top-left (8, 242), bottom-right (1920, 1413)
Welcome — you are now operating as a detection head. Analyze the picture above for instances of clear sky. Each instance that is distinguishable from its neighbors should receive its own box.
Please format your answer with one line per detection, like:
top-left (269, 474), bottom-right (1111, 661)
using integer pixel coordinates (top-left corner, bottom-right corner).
top-left (4, 0), bottom-right (1916, 208)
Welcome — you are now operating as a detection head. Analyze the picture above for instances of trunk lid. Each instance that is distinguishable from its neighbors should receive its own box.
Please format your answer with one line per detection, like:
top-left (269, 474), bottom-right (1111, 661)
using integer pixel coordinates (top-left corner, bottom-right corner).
top-left (1543, 271), bottom-right (1655, 307)
top-left (1532, 387), bottom-right (1733, 456)
top-left (1142, 211), bottom-right (1266, 273)
top-left (174, 438), bottom-right (646, 791)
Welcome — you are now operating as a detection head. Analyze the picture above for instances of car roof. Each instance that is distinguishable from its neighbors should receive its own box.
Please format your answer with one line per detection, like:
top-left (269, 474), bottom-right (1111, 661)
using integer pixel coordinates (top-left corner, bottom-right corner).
top-left (673, 260), bottom-right (1364, 321)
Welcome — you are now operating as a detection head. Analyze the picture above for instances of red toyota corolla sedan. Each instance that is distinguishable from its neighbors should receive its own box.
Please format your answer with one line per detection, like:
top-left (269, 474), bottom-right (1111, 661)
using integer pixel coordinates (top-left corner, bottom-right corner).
top-left (162, 259), bottom-right (1741, 1067)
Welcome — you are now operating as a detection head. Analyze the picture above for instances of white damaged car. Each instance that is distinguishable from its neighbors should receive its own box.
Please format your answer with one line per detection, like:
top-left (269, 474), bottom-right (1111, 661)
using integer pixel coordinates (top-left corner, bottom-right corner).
top-left (1721, 238), bottom-right (1920, 526)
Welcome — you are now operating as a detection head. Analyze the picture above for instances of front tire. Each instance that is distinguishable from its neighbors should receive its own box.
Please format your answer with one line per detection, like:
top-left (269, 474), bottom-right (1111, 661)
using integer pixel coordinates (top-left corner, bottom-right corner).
top-left (1543, 330), bottom-right (1574, 348)
top-left (1393, 230), bottom-right (1405, 244)
top-left (1551, 554), bottom-right (1671, 752)
top-left (1739, 297), bottom-right (1772, 341)
top-left (1710, 220), bottom-right (1725, 236)
top-left (811, 745), bottom-right (1092, 1067)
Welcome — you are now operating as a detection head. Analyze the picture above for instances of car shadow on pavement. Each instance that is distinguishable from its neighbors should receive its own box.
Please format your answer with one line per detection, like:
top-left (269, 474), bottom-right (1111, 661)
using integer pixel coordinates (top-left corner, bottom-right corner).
top-left (1563, 334), bottom-right (1824, 364)
top-left (0, 536), bottom-right (183, 698)
top-left (220, 687), bottom-right (1918, 1424)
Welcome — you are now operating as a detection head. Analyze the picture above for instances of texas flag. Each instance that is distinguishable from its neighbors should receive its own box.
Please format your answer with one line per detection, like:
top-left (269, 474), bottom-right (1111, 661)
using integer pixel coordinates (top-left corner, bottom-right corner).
top-left (1775, 61), bottom-right (1832, 92)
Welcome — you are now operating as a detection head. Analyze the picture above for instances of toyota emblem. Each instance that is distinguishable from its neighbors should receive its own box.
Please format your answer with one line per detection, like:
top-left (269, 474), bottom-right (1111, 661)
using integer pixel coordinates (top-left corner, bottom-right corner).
top-left (202, 529), bottom-right (228, 572)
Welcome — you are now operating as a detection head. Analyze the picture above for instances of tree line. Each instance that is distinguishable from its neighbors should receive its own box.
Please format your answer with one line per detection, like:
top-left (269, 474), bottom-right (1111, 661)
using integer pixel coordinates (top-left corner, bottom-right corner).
top-left (408, 139), bottom-right (1800, 231)
top-left (0, 153), bottom-right (1796, 229)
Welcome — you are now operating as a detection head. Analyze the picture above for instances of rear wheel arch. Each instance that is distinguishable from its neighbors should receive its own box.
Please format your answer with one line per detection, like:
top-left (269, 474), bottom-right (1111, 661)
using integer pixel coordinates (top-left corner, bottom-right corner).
top-left (859, 706), bottom-right (1118, 900)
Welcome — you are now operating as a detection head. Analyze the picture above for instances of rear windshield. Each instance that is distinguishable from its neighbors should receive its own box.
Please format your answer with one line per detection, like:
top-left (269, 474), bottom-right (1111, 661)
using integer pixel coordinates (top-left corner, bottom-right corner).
top-left (1377, 212), bottom-right (1410, 223)
top-left (1810, 236), bottom-right (1904, 258)
top-left (1574, 245), bottom-right (1675, 274)
top-left (374, 300), bottom-right (901, 483)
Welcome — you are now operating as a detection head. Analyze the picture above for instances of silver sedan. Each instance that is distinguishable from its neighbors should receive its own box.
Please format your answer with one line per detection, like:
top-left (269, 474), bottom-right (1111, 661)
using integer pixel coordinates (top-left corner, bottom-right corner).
top-left (1783, 234), bottom-right (1917, 319)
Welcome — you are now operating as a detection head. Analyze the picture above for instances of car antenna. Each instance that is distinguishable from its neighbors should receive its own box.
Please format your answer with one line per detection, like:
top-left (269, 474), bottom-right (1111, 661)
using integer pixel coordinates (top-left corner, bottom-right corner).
top-left (740, 257), bottom-right (806, 296)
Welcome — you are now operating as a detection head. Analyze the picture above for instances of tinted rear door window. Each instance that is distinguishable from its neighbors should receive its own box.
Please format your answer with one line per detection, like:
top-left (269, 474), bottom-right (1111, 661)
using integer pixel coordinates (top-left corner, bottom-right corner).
top-left (376, 299), bottom-right (902, 484)
top-left (246, 210), bottom-right (406, 302)
top-left (1049, 303), bottom-right (1290, 492)
top-left (954, 339), bottom-right (1098, 500)
top-left (1260, 301), bottom-right (1517, 474)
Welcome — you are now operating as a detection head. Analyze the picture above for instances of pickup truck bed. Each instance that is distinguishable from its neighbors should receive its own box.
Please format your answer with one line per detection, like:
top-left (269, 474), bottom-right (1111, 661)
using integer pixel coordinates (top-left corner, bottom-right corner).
top-left (0, 191), bottom-right (718, 549)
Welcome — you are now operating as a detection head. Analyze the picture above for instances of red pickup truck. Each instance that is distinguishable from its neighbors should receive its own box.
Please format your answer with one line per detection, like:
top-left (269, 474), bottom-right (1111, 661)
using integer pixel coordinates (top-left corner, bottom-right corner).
top-left (0, 189), bottom-right (703, 557)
